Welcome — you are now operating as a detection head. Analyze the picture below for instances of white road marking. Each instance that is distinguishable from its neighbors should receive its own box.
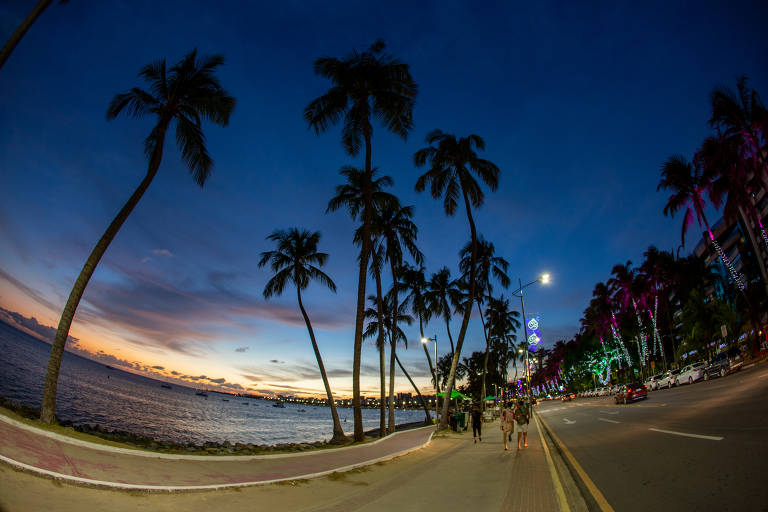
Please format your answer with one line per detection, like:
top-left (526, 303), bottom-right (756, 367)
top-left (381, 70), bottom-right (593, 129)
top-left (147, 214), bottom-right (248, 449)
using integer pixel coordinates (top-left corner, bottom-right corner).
top-left (598, 418), bottom-right (620, 424)
top-left (649, 428), bottom-right (723, 441)
top-left (563, 418), bottom-right (576, 424)
top-left (599, 411), bottom-right (619, 415)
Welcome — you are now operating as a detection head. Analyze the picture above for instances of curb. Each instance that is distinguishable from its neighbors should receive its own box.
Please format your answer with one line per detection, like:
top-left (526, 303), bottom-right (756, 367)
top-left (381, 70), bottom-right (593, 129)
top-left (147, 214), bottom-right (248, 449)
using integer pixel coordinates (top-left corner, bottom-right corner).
top-left (535, 411), bottom-right (615, 512)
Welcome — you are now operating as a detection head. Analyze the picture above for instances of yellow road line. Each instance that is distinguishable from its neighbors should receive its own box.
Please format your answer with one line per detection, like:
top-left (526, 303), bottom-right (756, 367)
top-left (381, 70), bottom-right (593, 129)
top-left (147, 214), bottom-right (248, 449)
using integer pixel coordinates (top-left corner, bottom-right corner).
top-left (534, 413), bottom-right (570, 512)
top-left (537, 413), bottom-right (615, 512)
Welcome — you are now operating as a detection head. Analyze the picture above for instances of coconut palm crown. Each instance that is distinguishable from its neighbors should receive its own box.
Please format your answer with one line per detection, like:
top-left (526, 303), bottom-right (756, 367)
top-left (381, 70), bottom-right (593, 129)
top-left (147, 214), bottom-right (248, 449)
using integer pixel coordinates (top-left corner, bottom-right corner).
top-left (39, 50), bottom-right (234, 423)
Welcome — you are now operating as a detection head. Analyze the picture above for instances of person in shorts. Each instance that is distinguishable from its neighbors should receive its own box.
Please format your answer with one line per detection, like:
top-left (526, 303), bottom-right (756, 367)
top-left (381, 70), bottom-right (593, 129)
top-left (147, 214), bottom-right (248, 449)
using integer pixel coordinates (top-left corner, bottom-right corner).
top-left (501, 401), bottom-right (515, 450)
top-left (471, 405), bottom-right (483, 443)
top-left (514, 399), bottom-right (531, 450)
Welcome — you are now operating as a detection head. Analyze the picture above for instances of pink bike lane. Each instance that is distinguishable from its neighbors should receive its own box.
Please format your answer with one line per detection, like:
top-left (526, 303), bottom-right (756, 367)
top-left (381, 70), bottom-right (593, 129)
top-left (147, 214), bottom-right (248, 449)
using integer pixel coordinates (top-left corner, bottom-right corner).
top-left (0, 414), bottom-right (434, 490)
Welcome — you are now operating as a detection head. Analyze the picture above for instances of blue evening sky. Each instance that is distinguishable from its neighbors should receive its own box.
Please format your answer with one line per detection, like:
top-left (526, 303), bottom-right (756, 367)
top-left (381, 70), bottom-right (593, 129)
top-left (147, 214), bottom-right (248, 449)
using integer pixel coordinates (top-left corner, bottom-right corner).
top-left (1, 1), bottom-right (766, 396)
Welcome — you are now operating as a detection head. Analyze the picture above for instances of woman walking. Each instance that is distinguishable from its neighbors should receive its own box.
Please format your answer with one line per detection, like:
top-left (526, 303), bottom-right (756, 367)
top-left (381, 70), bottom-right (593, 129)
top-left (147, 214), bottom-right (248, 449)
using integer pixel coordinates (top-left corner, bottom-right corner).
top-left (514, 399), bottom-right (531, 450)
top-left (471, 405), bottom-right (483, 443)
top-left (501, 401), bottom-right (515, 450)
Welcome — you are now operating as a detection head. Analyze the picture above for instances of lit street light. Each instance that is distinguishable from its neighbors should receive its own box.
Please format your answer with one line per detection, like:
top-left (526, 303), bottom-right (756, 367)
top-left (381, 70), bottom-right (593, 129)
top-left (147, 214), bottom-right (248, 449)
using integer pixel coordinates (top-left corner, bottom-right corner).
top-left (511, 273), bottom-right (552, 403)
top-left (421, 335), bottom-right (438, 430)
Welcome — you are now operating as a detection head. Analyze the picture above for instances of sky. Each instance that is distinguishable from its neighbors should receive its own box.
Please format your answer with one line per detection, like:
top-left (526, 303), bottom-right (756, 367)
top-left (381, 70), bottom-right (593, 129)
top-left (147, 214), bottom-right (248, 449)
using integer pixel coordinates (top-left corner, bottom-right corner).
top-left (1, 1), bottom-right (767, 398)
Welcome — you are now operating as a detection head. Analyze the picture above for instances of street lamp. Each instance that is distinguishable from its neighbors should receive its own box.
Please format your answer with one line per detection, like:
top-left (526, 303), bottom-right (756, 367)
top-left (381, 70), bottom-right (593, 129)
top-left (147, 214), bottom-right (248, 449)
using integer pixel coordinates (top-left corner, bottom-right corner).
top-left (421, 335), bottom-right (438, 430)
top-left (511, 273), bottom-right (551, 403)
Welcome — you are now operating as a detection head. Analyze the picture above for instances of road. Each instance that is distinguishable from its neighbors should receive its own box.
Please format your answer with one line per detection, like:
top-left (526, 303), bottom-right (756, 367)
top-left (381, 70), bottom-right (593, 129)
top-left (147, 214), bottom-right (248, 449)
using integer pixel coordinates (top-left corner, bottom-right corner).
top-left (536, 362), bottom-right (768, 511)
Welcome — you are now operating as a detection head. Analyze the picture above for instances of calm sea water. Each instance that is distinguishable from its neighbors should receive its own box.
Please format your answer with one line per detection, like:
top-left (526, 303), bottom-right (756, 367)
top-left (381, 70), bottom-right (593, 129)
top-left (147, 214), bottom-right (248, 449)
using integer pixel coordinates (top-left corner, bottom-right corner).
top-left (0, 321), bottom-right (426, 445)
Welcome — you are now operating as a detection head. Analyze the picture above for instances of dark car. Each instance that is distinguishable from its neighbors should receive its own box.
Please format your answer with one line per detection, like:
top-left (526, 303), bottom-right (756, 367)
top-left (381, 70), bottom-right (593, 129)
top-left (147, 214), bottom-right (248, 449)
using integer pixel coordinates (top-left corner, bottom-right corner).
top-left (615, 382), bottom-right (648, 404)
top-left (705, 347), bottom-right (744, 380)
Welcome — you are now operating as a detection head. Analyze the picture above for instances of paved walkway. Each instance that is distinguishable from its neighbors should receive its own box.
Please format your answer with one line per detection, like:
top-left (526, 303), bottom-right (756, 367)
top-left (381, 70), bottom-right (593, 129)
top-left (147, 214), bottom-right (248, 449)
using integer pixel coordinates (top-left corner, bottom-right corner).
top-left (0, 413), bottom-right (433, 490)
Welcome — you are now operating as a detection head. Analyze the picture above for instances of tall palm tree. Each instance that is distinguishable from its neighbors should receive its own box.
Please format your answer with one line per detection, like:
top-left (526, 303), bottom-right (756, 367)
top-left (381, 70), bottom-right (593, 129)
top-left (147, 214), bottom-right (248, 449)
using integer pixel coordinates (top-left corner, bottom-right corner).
top-left (709, 77), bottom-right (768, 193)
top-left (258, 229), bottom-right (345, 443)
top-left (699, 134), bottom-right (768, 297)
top-left (0, 0), bottom-right (67, 71)
top-left (415, 130), bottom-right (500, 428)
top-left (658, 155), bottom-right (745, 289)
top-left (425, 267), bottom-right (461, 354)
top-left (40, 50), bottom-right (235, 423)
top-left (328, 166), bottom-right (397, 440)
top-left (309, 41), bottom-right (417, 442)
top-left (459, 237), bottom-right (510, 407)
top-left (400, 264), bottom-right (438, 392)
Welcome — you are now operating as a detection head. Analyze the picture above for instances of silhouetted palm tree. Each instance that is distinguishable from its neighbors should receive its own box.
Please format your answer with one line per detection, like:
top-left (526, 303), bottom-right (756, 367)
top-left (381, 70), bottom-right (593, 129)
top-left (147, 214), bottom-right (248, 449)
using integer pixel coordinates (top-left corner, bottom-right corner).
top-left (400, 264), bottom-right (439, 392)
top-left (415, 130), bottom-right (500, 428)
top-left (258, 228), bottom-right (345, 443)
top-left (309, 41), bottom-right (416, 441)
top-left (377, 205), bottom-right (422, 433)
top-left (0, 0), bottom-right (67, 71)
top-left (459, 237), bottom-right (509, 407)
top-left (40, 50), bottom-right (235, 423)
top-left (425, 267), bottom-right (461, 355)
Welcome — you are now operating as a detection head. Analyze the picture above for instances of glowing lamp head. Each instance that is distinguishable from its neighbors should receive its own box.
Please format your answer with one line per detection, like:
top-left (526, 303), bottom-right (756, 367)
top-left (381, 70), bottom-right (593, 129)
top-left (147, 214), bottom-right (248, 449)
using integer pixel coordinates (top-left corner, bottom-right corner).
top-left (421, 337), bottom-right (428, 344)
top-left (540, 273), bottom-right (551, 284)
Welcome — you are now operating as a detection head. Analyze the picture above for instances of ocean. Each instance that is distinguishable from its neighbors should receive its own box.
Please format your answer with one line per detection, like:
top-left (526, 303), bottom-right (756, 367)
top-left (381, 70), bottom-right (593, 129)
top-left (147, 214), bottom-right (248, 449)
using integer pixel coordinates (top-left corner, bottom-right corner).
top-left (0, 321), bottom-right (426, 445)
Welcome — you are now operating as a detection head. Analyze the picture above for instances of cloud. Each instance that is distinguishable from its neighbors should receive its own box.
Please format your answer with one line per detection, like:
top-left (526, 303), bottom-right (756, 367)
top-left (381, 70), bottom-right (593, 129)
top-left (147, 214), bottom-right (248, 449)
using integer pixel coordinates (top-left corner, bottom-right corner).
top-left (171, 371), bottom-right (180, 375)
top-left (235, 346), bottom-right (249, 353)
top-left (151, 249), bottom-right (173, 257)
top-left (141, 257), bottom-right (151, 264)
top-left (269, 359), bottom-right (284, 364)
top-left (0, 306), bottom-right (78, 345)
top-left (208, 377), bottom-right (226, 384)
top-left (0, 267), bottom-right (59, 313)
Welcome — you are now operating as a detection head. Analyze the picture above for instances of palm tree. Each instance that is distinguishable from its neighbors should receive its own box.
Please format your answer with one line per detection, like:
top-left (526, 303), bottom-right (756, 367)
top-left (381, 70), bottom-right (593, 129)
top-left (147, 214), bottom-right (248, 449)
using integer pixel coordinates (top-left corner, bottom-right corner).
top-left (258, 229), bottom-right (345, 443)
top-left (328, 166), bottom-right (397, 440)
top-left (309, 41), bottom-right (417, 442)
top-left (459, 237), bottom-right (510, 407)
top-left (400, 264), bottom-right (439, 392)
top-left (0, 0), bottom-right (67, 71)
top-left (39, 50), bottom-right (235, 423)
top-left (378, 205), bottom-right (422, 433)
top-left (699, 134), bottom-right (768, 298)
top-left (415, 130), bottom-right (500, 428)
top-left (425, 267), bottom-right (462, 354)
top-left (658, 155), bottom-right (745, 289)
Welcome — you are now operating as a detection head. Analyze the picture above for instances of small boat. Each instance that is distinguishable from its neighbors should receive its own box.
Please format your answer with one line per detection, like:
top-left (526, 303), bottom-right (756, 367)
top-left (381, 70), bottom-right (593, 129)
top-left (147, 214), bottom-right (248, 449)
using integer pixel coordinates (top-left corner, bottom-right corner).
top-left (298, 409), bottom-right (306, 413)
top-left (160, 383), bottom-right (172, 389)
top-left (272, 401), bottom-right (285, 408)
top-left (195, 390), bottom-right (208, 397)
top-left (241, 402), bottom-right (249, 405)
top-left (222, 399), bottom-right (229, 402)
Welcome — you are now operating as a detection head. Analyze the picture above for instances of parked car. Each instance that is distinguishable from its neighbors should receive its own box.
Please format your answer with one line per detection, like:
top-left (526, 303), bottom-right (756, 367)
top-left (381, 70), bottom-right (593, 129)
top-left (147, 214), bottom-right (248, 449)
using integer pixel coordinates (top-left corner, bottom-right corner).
top-left (677, 362), bottom-right (707, 385)
top-left (705, 348), bottom-right (744, 380)
top-left (615, 382), bottom-right (648, 404)
top-left (663, 369), bottom-right (682, 388)
top-left (645, 373), bottom-right (664, 391)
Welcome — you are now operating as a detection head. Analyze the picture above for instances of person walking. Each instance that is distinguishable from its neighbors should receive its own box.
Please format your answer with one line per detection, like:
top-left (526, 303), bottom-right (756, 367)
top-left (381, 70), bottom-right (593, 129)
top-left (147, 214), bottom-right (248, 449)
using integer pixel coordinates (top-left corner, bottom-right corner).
top-left (471, 405), bottom-right (483, 443)
top-left (514, 398), bottom-right (531, 450)
top-left (501, 401), bottom-right (515, 450)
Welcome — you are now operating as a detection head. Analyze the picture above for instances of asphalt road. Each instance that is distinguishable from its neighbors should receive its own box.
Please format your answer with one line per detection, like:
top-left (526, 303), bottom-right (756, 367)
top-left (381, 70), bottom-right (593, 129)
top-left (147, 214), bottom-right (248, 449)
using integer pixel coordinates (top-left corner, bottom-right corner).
top-left (537, 363), bottom-right (768, 512)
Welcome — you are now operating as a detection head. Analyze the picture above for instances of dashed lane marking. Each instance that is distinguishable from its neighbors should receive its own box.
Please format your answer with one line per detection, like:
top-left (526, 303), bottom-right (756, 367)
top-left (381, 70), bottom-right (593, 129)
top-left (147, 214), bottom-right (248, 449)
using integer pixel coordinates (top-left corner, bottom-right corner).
top-left (648, 428), bottom-right (724, 441)
top-left (598, 418), bottom-right (620, 424)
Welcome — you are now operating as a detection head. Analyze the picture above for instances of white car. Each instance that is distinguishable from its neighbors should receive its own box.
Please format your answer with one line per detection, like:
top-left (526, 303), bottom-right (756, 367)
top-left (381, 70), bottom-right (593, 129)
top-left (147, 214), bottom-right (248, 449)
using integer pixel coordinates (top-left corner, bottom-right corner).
top-left (657, 369), bottom-right (681, 388)
top-left (677, 362), bottom-right (706, 386)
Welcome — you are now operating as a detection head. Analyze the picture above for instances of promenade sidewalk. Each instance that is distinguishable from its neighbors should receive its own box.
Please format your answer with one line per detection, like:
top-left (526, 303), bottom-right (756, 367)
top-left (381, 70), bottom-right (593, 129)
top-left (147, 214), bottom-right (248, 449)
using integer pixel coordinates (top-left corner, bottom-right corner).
top-left (1, 410), bottom-right (566, 511)
top-left (0, 412), bottom-right (433, 490)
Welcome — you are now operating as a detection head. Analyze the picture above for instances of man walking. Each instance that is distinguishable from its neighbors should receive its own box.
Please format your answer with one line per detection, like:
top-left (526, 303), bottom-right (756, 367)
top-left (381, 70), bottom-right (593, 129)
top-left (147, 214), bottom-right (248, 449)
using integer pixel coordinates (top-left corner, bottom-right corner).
top-left (471, 405), bottom-right (483, 443)
top-left (514, 399), bottom-right (531, 450)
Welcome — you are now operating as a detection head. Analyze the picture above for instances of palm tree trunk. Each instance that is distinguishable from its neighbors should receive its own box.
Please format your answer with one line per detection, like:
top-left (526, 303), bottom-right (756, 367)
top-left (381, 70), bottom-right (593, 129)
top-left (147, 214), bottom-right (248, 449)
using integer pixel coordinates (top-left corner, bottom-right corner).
top-left (387, 259), bottom-right (399, 434)
top-left (444, 317), bottom-right (455, 355)
top-left (40, 124), bottom-right (168, 423)
top-left (394, 352), bottom-right (431, 424)
top-left (297, 289), bottom-right (346, 443)
top-left (477, 299), bottom-right (490, 409)
top-left (419, 316), bottom-right (439, 393)
top-left (352, 233), bottom-right (370, 442)
top-left (440, 191), bottom-right (478, 429)
top-left (0, 0), bottom-right (54, 71)
top-left (374, 266), bottom-right (387, 437)
top-left (737, 206), bottom-right (768, 298)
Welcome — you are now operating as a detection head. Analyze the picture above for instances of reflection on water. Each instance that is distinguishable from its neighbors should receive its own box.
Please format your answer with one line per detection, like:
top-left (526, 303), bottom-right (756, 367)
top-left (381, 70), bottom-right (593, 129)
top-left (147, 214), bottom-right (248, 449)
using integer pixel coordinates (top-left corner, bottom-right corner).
top-left (0, 322), bottom-right (426, 445)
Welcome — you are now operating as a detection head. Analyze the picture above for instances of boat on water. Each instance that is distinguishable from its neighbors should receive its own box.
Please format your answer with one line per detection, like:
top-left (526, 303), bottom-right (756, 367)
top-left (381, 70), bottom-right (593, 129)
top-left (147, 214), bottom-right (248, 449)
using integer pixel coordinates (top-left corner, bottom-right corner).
top-left (222, 399), bottom-right (229, 402)
top-left (160, 383), bottom-right (172, 389)
top-left (195, 390), bottom-right (208, 397)
top-left (272, 401), bottom-right (285, 408)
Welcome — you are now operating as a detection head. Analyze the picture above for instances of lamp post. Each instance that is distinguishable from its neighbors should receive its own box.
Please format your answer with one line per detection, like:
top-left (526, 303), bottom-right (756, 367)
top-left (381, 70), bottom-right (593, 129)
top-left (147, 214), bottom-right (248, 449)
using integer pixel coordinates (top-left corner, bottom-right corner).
top-left (511, 273), bottom-right (551, 403)
top-left (421, 335), bottom-right (438, 430)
